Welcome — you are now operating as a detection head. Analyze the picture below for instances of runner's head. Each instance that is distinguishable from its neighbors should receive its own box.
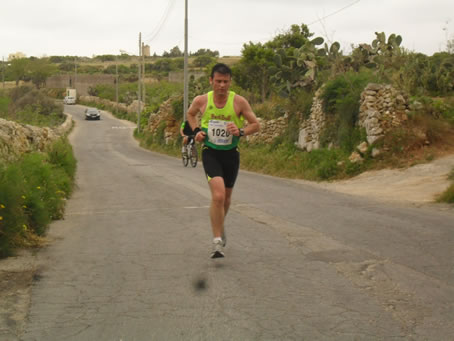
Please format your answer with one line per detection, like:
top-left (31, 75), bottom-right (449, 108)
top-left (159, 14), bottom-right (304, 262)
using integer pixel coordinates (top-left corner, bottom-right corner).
top-left (210, 63), bottom-right (232, 95)
top-left (210, 63), bottom-right (232, 79)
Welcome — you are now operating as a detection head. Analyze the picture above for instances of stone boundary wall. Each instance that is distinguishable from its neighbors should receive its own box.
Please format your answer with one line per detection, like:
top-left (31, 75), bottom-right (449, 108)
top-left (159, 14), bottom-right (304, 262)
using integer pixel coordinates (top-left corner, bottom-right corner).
top-left (358, 83), bottom-right (409, 144)
top-left (146, 99), bottom-right (181, 144)
top-left (78, 95), bottom-right (143, 115)
top-left (144, 98), bottom-right (286, 145)
top-left (0, 114), bottom-right (72, 163)
top-left (46, 74), bottom-right (116, 96)
top-left (246, 115), bottom-right (288, 144)
top-left (296, 83), bottom-right (409, 151)
top-left (168, 71), bottom-right (205, 83)
top-left (80, 82), bottom-right (410, 149)
top-left (297, 88), bottom-right (325, 152)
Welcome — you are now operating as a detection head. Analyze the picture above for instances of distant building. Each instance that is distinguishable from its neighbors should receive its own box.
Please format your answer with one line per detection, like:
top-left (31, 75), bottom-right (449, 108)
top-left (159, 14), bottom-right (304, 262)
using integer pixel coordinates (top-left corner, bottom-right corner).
top-left (142, 45), bottom-right (150, 57)
top-left (8, 52), bottom-right (26, 61)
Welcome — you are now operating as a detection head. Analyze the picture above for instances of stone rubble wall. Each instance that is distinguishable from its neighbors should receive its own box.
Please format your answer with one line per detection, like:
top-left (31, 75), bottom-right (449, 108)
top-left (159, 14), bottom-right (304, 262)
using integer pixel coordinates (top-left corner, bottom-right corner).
top-left (246, 115), bottom-right (288, 144)
top-left (79, 95), bottom-right (143, 115)
top-left (358, 83), bottom-right (409, 144)
top-left (0, 114), bottom-right (73, 163)
top-left (146, 98), bottom-right (181, 144)
top-left (295, 83), bottom-right (409, 151)
top-left (47, 74), bottom-right (116, 96)
top-left (144, 97), bottom-right (288, 145)
top-left (296, 88), bottom-right (325, 152)
top-left (83, 82), bottom-right (410, 150)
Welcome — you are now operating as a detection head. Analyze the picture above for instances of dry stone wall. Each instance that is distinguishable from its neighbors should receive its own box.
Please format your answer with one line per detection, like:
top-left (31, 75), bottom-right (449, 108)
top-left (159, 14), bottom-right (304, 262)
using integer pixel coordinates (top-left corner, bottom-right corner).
top-left (0, 114), bottom-right (73, 163)
top-left (295, 83), bottom-right (409, 151)
top-left (358, 83), bottom-right (409, 144)
top-left (83, 82), bottom-right (410, 150)
top-left (79, 95), bottom-right (142, 115)
top-left (246, 115), bottom-right (288, 144)
top-left (144, 98), bottom-right (287, 145)
top-left (296, 88), bottom-right (325, 152)
top-left (47, 74), bottom-right (116, 96)
top-left (147, 99), bottom-right (180, 144)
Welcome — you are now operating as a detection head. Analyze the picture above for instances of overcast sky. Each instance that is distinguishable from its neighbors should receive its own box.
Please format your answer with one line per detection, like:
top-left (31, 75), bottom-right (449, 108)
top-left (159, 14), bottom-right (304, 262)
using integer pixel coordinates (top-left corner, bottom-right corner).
top-left (1, 0), bottom-right (453, 59)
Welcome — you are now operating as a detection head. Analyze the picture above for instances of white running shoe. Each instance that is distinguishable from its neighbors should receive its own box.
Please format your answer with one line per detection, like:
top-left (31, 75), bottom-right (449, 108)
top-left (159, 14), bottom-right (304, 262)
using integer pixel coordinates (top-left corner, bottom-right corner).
top-left (210, 239), bottom-right (225, 258)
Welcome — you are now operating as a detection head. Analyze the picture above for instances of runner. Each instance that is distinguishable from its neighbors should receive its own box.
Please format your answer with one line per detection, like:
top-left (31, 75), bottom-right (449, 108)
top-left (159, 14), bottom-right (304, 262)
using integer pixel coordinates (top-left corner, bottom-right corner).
top-left (187, 63), bottom-right (260, 258)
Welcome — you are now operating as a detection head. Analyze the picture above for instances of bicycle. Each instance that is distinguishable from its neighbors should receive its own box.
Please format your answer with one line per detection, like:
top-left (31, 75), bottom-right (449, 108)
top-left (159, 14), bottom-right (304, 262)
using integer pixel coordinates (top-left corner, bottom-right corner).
top-left (182, 136), bottom-right (198, 167)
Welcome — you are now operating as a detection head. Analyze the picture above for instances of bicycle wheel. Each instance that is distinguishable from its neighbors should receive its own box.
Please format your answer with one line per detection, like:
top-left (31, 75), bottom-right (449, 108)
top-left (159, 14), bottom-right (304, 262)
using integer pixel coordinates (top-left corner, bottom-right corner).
top-left (189, 144), bottom-right (198, 167)
top-left (182, 146), bottom-right (189, 167)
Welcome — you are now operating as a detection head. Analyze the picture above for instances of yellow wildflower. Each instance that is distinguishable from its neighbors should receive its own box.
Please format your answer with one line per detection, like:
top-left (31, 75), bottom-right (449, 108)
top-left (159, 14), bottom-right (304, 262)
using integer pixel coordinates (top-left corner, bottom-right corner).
top-left (0, 216), bottom-right (3, 221)
top-left (22, 195), bottom-right (26, 199)
top-left (37, 186), bottom-right (41, 190)
top-left (0, 204), bottom-right (5, 209)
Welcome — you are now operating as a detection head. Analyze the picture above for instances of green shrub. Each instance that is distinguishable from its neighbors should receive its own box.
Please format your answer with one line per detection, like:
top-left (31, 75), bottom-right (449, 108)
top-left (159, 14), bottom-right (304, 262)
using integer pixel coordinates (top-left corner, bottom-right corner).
top-left (0, 165), bottom-right (28, 258)
top-left (171, 96), bottom-right (184, 121)
top-left (0, 93), bottom-right (10, 115)
top-left (437, 184), bottom-right (454, 203)
top-left (320, 70), bottom-right (379, 152)
top-left (437, 168), bottom-right (454, 203)
top-left (4, 86), bottom-right (65, 127)
top-left (46, 138), bottom-right (77, 196)
top-left (155, 121), bottom-right (167, 145)
top-left (0, 138), bottom-right (76, 257)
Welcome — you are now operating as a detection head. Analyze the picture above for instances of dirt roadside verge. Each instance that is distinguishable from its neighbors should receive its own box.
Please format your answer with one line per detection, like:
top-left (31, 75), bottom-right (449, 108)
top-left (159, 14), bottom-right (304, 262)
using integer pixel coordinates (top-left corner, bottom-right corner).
top-left (0, 250), bottom-right (43, 339)
top-left (294, 153), bottom-right (454, 207)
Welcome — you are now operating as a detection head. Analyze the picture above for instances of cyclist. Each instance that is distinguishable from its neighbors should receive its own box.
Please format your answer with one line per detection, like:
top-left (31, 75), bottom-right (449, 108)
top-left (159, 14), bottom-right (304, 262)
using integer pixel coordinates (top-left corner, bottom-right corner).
top-left (186, 63), bottom-right (260, 258)
top-left (180, 120), bottom-right (194, 154)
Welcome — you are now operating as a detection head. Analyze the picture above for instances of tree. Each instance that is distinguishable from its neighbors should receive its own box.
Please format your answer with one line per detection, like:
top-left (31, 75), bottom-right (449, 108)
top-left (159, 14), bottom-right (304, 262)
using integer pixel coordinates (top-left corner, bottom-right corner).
top-left (191, 49), bottom-right (219, 57)
top-left (28, 59), bottom-right (57, 89)
top-left (192, 55), bottom-right (215, 68)
top-left (265, 24), bottom-right (313, 50)
top-left (164, 46), bottom-right (183, 58)
top-left (9, 58), bottom-right (29, 86)
top-left (234, 42), bottom-right (275, 102)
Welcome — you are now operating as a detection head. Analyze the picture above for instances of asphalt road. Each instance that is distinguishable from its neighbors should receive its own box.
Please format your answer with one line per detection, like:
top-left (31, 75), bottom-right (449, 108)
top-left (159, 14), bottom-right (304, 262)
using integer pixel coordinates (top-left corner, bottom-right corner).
top-left (19, 105), bottom-right (454, 340)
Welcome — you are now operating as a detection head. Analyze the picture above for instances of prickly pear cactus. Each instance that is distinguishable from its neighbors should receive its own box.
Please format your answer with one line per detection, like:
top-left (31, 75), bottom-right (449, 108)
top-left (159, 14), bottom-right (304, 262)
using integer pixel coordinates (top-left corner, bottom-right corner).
top-left (269, 37), bottom-right (325, 97)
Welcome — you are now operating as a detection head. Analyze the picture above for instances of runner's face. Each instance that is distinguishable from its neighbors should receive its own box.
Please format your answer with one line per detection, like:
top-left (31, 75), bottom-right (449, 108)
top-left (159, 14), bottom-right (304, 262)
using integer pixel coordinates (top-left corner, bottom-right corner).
top-left (210, 72), bottom-right (231, 96)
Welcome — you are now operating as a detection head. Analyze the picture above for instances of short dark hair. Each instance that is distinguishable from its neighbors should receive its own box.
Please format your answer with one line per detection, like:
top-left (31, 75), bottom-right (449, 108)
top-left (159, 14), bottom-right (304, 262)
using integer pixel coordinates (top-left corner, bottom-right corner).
top-left (210, 63), bottom-right (232, 78)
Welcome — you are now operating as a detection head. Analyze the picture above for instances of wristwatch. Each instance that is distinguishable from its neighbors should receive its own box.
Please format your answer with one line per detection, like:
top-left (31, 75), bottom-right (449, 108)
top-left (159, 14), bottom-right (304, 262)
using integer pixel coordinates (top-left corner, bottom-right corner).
top-left (239, 128), bottom-right (245, 137)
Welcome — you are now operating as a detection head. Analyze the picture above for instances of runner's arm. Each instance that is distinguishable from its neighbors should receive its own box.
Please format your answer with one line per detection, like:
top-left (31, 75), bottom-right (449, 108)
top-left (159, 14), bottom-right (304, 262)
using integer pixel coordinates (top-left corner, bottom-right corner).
top-left (229, 96), bottom-right (260, 136)
top-left (187, 95), bottom-right (207, 142)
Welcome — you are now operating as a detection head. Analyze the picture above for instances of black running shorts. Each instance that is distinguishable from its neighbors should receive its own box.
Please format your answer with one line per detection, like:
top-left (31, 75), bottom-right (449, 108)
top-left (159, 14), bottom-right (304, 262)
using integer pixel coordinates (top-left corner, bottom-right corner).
top-left (202, 146), bottom-right (240, 188)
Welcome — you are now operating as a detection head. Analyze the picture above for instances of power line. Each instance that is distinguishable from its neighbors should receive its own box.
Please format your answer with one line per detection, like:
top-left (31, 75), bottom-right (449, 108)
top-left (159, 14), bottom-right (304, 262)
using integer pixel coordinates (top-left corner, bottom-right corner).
top-left (308, 0), bottom-right (361, 26)
top-left (144, 0), bottom-right (177, 43)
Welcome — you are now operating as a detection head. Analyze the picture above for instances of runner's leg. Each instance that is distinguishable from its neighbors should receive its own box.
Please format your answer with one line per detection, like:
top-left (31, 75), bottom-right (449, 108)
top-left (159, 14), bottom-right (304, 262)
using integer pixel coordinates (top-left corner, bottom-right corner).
top-left (208, 176), bottom-right (226, 239)
top-left (224, 187), bottom-right (233, 216)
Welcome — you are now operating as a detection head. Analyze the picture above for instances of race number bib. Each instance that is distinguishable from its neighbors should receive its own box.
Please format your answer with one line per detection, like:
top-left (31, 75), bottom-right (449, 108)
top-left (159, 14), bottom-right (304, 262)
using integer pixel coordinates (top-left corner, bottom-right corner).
top-left (207, 120), bottom-right (233, 146)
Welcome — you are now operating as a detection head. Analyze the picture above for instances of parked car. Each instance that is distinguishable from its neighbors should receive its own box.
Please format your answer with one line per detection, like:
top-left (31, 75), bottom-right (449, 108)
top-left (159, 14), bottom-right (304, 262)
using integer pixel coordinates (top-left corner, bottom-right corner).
top-left (63, 96), bottom-right (76, 105)
top-left (85, 108), bottom-right (101, 120)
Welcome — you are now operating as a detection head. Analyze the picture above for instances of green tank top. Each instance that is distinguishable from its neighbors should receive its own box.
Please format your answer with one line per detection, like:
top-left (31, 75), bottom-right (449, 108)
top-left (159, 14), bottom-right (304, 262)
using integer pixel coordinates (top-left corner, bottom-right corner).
top-left (201, 91), bottom-right (244, 150)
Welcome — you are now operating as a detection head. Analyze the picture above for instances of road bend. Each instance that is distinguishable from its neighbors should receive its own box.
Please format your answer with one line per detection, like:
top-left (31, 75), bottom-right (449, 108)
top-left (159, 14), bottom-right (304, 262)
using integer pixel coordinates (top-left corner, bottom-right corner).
top-left (20, 105), bottom-right (454, 340)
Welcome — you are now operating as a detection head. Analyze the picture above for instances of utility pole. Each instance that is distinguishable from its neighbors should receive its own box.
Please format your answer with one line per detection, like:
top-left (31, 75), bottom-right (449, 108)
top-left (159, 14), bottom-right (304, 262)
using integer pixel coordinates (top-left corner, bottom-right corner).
top-left (183, 0), bottom-right (188, 121)
top-left (115, 55), bottom-right (119, 114)
top-left (1, 56), bottom-right (4, 89)
top-left (137, 32), bottom-right (142, 133)
top-left (142, 42), bottom-right (146, 108)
